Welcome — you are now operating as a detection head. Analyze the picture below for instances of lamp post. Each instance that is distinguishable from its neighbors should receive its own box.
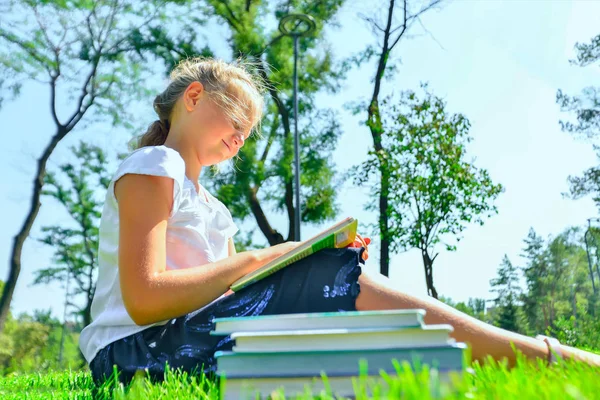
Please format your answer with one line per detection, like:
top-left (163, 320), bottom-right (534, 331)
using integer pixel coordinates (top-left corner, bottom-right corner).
top-left (278, 13), bottom-right (316, 241)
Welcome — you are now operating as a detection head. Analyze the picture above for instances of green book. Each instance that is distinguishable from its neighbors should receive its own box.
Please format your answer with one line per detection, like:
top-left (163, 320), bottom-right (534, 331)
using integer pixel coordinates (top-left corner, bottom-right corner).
top-left (230, 217), bottom-right (358, 292)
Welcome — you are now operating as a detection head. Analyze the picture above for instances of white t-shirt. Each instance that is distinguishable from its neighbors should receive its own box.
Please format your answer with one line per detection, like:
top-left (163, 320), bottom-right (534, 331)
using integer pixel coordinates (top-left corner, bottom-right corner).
top-left (79, 145), bottom-right (238, 364)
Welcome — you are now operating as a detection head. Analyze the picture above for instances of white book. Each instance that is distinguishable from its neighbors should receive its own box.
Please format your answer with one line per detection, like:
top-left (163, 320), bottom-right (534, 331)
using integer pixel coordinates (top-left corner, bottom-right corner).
top-left (211, 309), bottom-right (425, 335)
top-left (220, 371), bottom-right (458, 400)
top-left (231, 325), bottom-right (455, 353)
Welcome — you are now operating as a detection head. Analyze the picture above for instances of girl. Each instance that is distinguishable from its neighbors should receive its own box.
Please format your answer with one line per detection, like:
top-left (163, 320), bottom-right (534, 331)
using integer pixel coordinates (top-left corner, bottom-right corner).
top-left (79, 57), bottom-right (600, 385)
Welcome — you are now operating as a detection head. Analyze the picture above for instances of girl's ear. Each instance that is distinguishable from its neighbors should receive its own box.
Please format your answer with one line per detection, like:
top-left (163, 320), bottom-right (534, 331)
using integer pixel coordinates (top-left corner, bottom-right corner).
top-left (184, 81), bottom-right (204, 111)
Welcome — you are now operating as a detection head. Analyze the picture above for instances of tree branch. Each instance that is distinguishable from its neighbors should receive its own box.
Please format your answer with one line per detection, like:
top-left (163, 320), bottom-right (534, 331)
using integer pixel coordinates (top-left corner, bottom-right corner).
top-left (71, 271), bottom-right (86, 293)
top-left (32, 5), bottom-right (58, 59)
top-left (217, 0), bottom-right (242, 32)
top-left (362, 15), bottom-right (384, 33)
top-left (247, 186), bottom-right (284, 245)
top-left (64, 56), bottom-right (100, 131)
top-left (388, 0), bottom-right (408, 51)
top-left (49, 75), bottom-right (62, 128)
top-left (257, 34), bottom-right (284, 55)
top-left (390, 0), bottom-right (442, 51)
top-left (74, 171), bottom-right (99, 279)
top-left (0, 31), bottom-right (52, 75)
top-left (260, 114), bottom-right (279, 164)
top-left (254, 59), bottom-right (296, 240)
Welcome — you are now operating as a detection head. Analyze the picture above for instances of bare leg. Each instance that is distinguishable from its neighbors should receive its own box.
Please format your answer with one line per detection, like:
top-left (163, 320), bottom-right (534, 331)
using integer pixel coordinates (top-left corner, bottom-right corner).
top-left (356, 273), bottom-right (600, 367)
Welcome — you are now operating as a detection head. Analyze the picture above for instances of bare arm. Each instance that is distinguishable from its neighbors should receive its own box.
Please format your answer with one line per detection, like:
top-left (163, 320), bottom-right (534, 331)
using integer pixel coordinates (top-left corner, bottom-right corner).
top-left (228, 238), bottom-right (236, 256)
top-left (116, 174), bottom-right (298, 326)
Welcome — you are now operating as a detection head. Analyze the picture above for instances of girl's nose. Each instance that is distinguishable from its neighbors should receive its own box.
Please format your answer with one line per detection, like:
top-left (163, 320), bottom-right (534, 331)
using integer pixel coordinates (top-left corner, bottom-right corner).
top-left (232, 132), bottom-right (245, 149)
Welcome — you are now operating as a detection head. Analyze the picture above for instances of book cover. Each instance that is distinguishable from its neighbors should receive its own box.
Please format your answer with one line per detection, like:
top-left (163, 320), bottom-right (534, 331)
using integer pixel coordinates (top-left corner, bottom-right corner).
top-left (220, 374), bottom-right (383, 400)
top-left (220, 370), bottom-right (460, 400)
top-left (231, 325), bottom-right (455, 353)
top-left (210, 309), bottom-right (426, 336)
top-left (215, 343), bottom-right (466, 378)
top-left (230, 217), bottom-right (358, 292)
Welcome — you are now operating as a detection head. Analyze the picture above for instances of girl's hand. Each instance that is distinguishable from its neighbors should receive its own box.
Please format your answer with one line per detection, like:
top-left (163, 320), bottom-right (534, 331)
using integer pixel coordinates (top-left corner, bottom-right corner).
top-left (255, 241), bottom-right (303, 266)
top-left (347, 234), bottom-right (371, 261)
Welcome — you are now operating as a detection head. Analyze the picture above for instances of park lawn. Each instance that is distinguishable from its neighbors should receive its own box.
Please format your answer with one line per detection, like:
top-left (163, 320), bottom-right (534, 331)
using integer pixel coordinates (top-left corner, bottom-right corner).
top-left (0, 354), bottom-right (598, 399)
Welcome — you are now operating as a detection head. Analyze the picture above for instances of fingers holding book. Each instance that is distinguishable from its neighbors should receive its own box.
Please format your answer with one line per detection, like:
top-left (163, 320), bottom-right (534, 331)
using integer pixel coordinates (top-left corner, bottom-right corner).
top-left (347, 233), bottom-right (371, 261)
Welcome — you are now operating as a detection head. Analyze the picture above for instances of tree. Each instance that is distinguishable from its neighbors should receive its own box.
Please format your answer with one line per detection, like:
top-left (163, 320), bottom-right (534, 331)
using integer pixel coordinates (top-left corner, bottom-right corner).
top-left (2, 314), bottom-right (50, 373)
top-left (520, 228), bottom-right (546, 332)
top-left (521, 227), bottom-right (595, 335)
top-left (557, 34), bottom-right (600, 139)
top-left (33, 142), bottom-right (109, 329)
top-left (489, 255), bottom-right (522, 332)
top-left (439, 296), bottom-right (487, 322)
top-left (557, 34), bottom-right (600, 209)
top-left (192, 0), bottom-right (347, 245)
top-left (355, 87), bottom-right (503, 298)
top-left (356, 0), bottom-right (442, 276)
top-left (0, 0), bottom-right (197, 333)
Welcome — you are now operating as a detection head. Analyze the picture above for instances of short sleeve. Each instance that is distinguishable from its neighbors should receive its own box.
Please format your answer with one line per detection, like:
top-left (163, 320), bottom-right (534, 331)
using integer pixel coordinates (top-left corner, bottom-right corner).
top-left (204, 190), bottom-right (239, 239)
top-left (219, 203), bottom-right (239, 239)
top-left (112, 146), bottom-right (186, 215)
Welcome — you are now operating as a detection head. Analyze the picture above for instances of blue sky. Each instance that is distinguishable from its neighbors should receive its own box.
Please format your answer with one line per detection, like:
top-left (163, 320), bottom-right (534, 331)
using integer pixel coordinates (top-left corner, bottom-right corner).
top-left (1, 0), bottom-right (599, 320)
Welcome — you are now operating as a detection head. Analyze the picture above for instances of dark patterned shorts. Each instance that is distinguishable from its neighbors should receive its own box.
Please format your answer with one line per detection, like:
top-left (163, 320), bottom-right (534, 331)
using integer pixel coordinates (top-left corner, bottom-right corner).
top-left (89, 247), bottom-right (364, 385)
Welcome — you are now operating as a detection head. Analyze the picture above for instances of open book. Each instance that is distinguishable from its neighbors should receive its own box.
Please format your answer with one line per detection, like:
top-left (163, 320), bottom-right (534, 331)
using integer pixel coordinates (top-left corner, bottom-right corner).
top-left (230, 217), bottom-right (358, 292)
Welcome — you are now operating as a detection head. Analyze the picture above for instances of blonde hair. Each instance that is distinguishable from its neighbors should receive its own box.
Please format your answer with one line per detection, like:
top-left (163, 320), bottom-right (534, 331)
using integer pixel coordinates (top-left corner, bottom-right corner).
top-left (137, 57), bottom-right (265, 149)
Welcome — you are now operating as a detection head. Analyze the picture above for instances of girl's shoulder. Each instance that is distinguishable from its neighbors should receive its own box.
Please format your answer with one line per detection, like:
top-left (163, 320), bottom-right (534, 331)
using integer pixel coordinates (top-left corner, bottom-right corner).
top-left (114, 146), bottom-right (185, 182)
top-left (111, 145), bottom-right (186, 203)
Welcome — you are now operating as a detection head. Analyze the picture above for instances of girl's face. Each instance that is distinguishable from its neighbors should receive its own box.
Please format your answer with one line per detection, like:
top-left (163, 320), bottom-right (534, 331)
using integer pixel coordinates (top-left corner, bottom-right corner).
top-left (181, 82), bottom-right (249, 166)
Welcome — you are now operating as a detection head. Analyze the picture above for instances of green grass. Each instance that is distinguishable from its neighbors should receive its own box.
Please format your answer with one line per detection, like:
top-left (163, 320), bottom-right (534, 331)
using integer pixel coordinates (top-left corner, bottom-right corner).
top-left (1, 355), bottom-right (599, 400)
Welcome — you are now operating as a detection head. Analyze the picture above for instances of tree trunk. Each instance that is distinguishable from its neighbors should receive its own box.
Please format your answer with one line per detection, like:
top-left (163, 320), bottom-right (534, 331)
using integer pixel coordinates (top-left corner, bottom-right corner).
top-left (254, 62), bottom-right (296, 243)
top-left (421, 249), bottom-right (438, 298)
top-left (364, 0), bottom-right (438, 276)
top-left (247, 186), bottom-right (285, 245)
top-left (83, 298), bottom-right (92, 329)
top-left (0, 127), bottom-right (67, 332)
top-left (379, 169), bottom-right (390, 276)
top-left (367, 0), bottom-right (395, 276)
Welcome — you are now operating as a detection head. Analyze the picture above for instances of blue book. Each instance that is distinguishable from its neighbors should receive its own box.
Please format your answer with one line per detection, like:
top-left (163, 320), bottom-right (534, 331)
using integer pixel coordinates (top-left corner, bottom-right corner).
top-left (215, 343), bottom-right (466, 378)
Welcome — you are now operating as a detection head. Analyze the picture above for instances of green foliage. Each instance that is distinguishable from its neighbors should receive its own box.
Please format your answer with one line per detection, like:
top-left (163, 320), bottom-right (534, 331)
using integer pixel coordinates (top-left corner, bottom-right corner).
top-left (557, 33), bottom-right (600, 138)
top-left (0, 311), bottom-right (80, 375)
top-left (2, 356), bottom-right (600, 399)
top-left (354, 85), bottom-right (503, 297)
top-left (520, 227), bottom-right (596, 336)
top-left (1, 314), bottom-right (50, 374)
top-left (0, 302), bottom-right (81, 375)
top-left (0, 0), bottom-right (204, 337)
top-left (0, 0), bottom-right (194, 127)
top-left (439, 296), bottom-right (489, 323)
top-left (489, 255), bottom-right (524, 333)
top-left (35, 142), bottom-right (110, 327)
top-left (557, 33), bottom-right (600, 210)
top-left (33, 311), bottom-right (83, 371)
top-left (549, 314), bottom-right (600, 351)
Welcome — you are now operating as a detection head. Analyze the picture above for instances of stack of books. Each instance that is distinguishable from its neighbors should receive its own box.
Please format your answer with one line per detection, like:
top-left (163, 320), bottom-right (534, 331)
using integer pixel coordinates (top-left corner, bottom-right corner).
top-left (211, 309), bottom-right (466, 399)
